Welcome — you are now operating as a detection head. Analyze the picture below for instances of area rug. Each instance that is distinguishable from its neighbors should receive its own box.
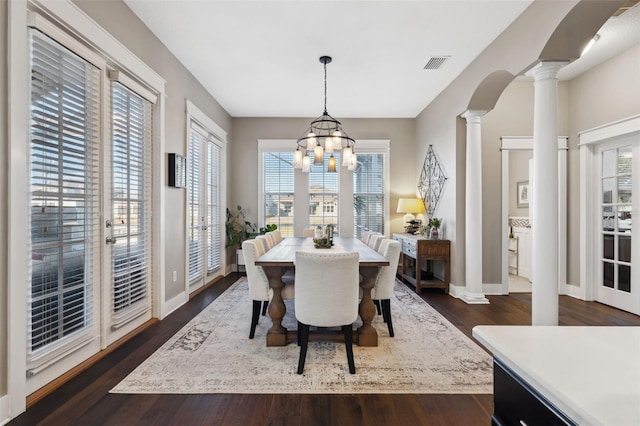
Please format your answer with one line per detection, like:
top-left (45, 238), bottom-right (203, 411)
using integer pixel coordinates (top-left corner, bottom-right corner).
top-left (111, 278), bottom-right (492, 394)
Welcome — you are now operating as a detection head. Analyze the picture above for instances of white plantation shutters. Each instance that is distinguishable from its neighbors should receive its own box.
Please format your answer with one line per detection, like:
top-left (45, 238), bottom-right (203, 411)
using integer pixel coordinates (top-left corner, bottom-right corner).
top-left (263, 152), bottom-right (295, 237)
top-left (207, 140), bottom-right (222, 272)
top-left (28, 30), bottom-right (100, 353)
top-left (110, 81), bottom-right (153, 323)
top-left (188, 128), bottom-right (203, 282)
top-left (353, 153), bottom-right (385, 238)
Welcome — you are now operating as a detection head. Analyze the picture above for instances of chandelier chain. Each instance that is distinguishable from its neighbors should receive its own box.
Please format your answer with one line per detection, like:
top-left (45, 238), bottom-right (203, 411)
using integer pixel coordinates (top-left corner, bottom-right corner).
top-left (323, 60), bottom-right (328, 114)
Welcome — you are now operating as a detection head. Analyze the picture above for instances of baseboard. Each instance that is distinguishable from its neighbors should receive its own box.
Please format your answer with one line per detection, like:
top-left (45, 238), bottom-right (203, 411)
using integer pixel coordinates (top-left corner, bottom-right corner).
top-left (0, 395), bottom-right (9, 426)
top-left (161, 291), bottom-right (188, 319)
top-left (483, 283), bottom-right (505, 295)
top-left (561, 282), bottom-right (584, 300)
top-left (448, 284), bottom-right (465, 299)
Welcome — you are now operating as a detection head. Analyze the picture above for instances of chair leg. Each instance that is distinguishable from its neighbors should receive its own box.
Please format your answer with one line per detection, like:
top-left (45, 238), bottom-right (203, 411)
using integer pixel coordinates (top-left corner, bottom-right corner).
top-left (297, 323), bottom-right (310, 374)
top-left (381, 299), bottom-right (394, 337)
top-left (261, 300), bottom-right (268, 316)
top-left (342, 325), bottom-right (356, 374)
top-left (374, 299), bottom-right (382, 316)
top-left (249, 300), bottom-right (261, 339)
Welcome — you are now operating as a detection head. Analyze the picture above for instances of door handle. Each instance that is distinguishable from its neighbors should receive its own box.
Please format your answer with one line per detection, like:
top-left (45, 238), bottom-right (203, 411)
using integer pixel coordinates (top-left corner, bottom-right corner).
top-left (106, 236), bottom-right (117, 245)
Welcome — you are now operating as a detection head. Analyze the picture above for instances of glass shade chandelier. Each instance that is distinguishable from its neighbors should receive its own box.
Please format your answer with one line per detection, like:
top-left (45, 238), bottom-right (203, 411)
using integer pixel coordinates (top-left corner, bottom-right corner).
top-left (294, 56), bottom-right (356, 173)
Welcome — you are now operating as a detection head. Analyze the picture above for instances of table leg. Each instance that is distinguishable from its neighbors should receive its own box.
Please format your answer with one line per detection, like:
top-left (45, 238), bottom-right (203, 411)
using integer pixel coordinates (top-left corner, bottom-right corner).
top-left (358, 266), bottom-right (379, 347)
top-left (263, 265), bottom-right (287, 346)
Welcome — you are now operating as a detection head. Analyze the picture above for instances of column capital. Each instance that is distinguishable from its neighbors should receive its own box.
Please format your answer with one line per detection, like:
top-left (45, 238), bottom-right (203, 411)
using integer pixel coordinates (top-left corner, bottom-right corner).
top-left (525, 60), bottom-right (569, 81)
top-left (460, 110), bottom-right (487, 123)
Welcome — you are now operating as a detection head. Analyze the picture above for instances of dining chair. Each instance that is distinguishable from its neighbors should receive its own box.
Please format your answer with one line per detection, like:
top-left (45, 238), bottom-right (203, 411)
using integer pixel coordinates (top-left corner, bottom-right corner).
top-left (302, 227), bottom-right (315, 238)
top-left (360, 230), bottom-right (372, 244)
top-left (242, 239), bottom-right (295, 339)
top-left (264, 232), bottom-right (277, 248)
top-left (256, 235), bottom-right (273, 251)
top-left (368, 234), bottom-right (385, 252)
top-left (372, 239), bottom-right (401, 337)
top-left (270, 230), bottom-right (282, 244)
top-left (294, 251), bottom-right (360, 374)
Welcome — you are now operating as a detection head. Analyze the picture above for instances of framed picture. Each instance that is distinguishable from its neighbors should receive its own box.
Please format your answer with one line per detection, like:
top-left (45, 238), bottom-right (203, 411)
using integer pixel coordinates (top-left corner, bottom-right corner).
top-left (517, 180), bottom-right (529, 208)
top-left (168, 153), bottom-right (187, 188)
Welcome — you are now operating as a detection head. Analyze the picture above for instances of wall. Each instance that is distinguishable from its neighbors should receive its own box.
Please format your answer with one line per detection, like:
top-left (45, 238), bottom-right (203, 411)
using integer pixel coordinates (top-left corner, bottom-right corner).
top-left (415, 0), bottom-right (577, 287)
top-left (566, 44), bottom-right (640, 287)
top-left (73, 0), bottom-right (232, 300)
top-left (230, 117), bottom-right (416, 243)
top-left (509, 150), bottom-right (532, 217)
top-left (1, 0), bottom-right (8, 399)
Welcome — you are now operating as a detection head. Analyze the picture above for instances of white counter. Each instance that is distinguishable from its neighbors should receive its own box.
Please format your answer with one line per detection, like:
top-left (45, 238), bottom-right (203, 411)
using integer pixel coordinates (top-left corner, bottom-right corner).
top-left (473, 325), bottom-right (640, 426)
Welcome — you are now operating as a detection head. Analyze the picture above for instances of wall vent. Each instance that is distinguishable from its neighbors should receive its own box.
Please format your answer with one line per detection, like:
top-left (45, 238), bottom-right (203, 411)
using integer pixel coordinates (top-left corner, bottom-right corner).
top-left (423, 56), bottom-right (450, 70)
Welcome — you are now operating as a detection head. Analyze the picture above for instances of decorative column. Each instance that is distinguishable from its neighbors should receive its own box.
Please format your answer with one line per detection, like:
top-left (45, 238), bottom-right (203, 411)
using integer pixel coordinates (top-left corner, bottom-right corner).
top-left (526, 61), bottom-right (567, 325)
top-left (461, 110), bottom-right (489, 304)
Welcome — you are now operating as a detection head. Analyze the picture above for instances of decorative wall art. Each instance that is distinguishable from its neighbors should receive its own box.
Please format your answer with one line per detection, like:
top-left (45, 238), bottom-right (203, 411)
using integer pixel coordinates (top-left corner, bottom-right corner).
top-left (418, 145), bottom-right (448, 220)
top-left (517, 180), bottom-right (529, 208)
top-left (168, 153), bottom-right (187, 188)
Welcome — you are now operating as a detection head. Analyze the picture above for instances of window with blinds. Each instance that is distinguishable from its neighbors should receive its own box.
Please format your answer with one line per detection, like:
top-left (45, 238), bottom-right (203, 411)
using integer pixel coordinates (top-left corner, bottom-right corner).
top-left (111, 82), bottom-right (153, 320)
top-left (28, 30), bottom-right (100, 353)
top-left (263, 152), bottom-right (295, 237)
top-left (309, 153), bottom-right (340, 232)
top-left (206, 140), bottom-right (222, 272)
top-left (188, 128), bottom-right (204, 283)
top-left (354, 153), bottom-right (385, 238)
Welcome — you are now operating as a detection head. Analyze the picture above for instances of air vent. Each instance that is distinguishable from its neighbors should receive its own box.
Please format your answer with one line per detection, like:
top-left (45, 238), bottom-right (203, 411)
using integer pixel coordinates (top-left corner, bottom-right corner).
top-left (423, 56), bottom-right (450, 70)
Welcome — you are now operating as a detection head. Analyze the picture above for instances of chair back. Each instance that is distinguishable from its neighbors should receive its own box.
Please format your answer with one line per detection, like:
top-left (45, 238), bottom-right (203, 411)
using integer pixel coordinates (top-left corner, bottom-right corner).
top-left (256, 235), bottom-right (272, 251)
top-left (294, 251), bottom-right (360, 327)
top-left (264, 232), bottom-right (276, 248)
top-left (361, 230), bottom-right (372, 244)
top-left (373, 240), bottom-right (401, 300)
top-left (302, 227), bottom-right (315, 238)
top-left (242, 239), bottom-right (270, 301)
top-left (270, 230), bottom-right (282, 244)
top-left (368, 234), bottom-right (385, 251)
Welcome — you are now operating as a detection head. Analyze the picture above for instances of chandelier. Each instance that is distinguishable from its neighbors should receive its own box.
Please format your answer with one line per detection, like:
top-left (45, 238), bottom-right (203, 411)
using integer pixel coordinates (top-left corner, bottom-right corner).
top-left (294, 56), bottom-right (356, 173)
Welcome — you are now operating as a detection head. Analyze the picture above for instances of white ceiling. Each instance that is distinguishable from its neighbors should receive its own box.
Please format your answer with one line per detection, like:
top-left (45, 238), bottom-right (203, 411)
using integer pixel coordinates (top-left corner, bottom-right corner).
top-left (124, 0), bottom-right (639, 119)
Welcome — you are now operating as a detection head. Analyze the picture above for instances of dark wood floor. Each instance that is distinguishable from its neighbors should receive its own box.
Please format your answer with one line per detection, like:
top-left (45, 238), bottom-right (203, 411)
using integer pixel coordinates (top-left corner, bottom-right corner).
top-left (11, 273), bottom-right (640, 426)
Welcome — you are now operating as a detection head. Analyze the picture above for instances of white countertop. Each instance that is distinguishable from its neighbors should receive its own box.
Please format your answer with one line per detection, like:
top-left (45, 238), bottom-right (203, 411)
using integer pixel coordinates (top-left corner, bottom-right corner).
top-left (473, 325), bottom-right (640, 426)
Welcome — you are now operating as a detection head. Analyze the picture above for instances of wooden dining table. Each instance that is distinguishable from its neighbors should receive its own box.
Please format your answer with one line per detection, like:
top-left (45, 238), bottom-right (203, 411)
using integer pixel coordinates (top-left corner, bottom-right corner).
top-left (255, 237), bottom-right (389, 347)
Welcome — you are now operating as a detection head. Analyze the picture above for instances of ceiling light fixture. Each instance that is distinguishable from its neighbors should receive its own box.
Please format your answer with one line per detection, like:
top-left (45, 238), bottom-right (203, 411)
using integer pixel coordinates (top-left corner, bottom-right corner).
top-left (294, 56), bottom-right (356, 173)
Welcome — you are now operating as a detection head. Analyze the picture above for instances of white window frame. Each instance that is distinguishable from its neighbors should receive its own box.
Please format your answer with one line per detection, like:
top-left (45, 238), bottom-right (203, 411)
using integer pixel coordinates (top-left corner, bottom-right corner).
top-left (7, 0), bottom-right (166, 416)
top-left (258, 140), bottom-right (390, 238)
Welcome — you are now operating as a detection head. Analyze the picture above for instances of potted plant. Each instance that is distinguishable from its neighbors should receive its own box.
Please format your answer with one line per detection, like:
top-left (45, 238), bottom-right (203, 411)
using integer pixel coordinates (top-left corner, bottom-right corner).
top-left (429, 217), bottom-right (442, 239)
top-left (225, 205), bottom-right (257, 249)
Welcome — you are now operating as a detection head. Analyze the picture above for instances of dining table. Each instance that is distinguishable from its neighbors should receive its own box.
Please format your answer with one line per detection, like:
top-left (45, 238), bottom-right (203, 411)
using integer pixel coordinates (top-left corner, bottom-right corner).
top-left (255, 237), bottom-right (390, 347)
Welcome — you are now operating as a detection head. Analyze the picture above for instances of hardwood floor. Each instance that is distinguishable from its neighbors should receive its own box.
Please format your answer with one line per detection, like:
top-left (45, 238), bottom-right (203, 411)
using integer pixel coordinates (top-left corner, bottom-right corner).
top-left (10, 273), bottom-right (640, 426)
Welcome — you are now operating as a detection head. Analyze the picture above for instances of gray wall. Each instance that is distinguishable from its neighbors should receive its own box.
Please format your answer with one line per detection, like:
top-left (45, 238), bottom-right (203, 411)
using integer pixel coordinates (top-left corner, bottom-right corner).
top-left (73, 0), bottom-right (232, 300)
top-left (1, 0), bottom-right (8, 398)
top-left (230, 117), bottom-right (416, 244)
top-left (509, 150), bottom-right (533, 217)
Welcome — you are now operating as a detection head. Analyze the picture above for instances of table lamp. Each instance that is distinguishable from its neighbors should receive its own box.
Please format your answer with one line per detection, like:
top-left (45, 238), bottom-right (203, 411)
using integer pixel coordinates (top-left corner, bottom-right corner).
top-left (396, 198), bottom-right (425, 226)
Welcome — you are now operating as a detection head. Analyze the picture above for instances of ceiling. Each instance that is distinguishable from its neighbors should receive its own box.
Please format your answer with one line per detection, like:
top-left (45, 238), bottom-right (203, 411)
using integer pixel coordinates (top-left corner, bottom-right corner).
top-left (124, 1), bottom-right (640, 119)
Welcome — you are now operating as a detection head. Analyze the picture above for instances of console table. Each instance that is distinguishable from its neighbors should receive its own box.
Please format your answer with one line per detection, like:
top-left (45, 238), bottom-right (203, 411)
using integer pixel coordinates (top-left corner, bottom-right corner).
top-left (392, 233), bottom-right (450, 293)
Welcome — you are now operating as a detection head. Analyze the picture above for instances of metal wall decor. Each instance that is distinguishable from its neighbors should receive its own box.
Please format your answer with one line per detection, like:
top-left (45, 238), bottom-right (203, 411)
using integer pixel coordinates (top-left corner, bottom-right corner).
top-left (418, 145), bottom-right (448, 220)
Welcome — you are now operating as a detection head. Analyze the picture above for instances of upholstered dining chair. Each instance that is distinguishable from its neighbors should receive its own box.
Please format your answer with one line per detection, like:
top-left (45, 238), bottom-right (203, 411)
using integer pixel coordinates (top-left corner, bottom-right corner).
top-left (361, 230), bottom-right (372, 244)
top-left (264, 232), bottom-right (277, 248)
top-left (256, 235), bottom-right (272, 251)
top-left (294, 251), bottom-right (360, 374)
top-left (242, 239), bottom-right (294, 339)
top-left (368, 234), bottom-right (385, 252)
top-left (371, 239), bottom-right (401, 337)
top-left (302, 227), bottom-right (315, 238)
top-left (270, 230), bottom-right (282, 244)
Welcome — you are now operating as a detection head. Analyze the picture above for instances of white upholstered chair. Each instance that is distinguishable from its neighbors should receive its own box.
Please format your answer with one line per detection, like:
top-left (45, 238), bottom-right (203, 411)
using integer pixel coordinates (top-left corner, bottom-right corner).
top-left (242, 239), bottom-right (294, 339)
top-left (367, 234), bottom-right (385, 252)
top-left (270, 230), bottom-right (282, 244)
top-left (294, 251), bottom-right (360, 374)
top-left (360, 230), bottom-right (372, 244)
top-left (256, 235), bottom-right (272, 251)
top-left (264, 232), bottom-right (276, 248)
top-left (302, 227), bottom-right (315, 238)
top-left (372, 239), bottom-right (401, 337)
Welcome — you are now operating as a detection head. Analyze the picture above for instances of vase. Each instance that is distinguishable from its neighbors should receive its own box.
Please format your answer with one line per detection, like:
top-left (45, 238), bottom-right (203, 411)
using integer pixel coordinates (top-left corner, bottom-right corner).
top-left (430, 227), bottom-right (439, 239)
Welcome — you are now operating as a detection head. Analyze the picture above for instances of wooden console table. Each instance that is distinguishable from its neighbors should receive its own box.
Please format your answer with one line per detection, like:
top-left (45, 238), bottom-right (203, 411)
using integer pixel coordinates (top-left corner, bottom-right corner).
top-left (392, 233), bottom-right (450, 293)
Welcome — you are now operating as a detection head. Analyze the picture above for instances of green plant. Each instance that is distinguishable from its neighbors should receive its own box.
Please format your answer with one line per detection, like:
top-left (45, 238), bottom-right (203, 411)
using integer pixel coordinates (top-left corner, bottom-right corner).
top-left (225, 205), bottom-right (257, 249)
top-left (429, 217), bottom-right (441, 229)
top-left (259, 224), bottom-right (277, 234)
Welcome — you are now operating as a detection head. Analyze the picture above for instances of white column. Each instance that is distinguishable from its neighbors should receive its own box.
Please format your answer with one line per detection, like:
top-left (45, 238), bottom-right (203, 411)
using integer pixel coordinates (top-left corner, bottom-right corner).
top-left (461, 110), bottom-right (489, 304)
top-left (526, 61), bottom-right (567, 325)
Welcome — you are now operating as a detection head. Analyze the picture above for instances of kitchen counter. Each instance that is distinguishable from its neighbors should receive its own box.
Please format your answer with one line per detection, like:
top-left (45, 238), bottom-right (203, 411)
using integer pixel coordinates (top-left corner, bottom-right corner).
top-left (473, 325), bottom-right (640, 425)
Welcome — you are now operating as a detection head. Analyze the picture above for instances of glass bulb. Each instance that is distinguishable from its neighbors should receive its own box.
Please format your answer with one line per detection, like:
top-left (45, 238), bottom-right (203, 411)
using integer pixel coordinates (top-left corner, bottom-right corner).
top-left (342, 146), bottom-right (352, 166)
top-left (325, 136), bottom-right (334, 153)
top-left (302, 154), bottom-right (311, 172)
top-left (313, 142), bottom-right (324, 164)
top-left (348, 151), bottom-right (357, 171)
top-left (307, 132), bottom-right (316, 147)
top-left (327, 154), bottom-right (337, 172)
top-left (294, 148), bottom-right (303, 169)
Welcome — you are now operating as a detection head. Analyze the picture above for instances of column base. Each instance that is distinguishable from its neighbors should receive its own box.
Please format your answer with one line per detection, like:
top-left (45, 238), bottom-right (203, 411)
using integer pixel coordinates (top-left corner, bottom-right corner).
top-left (460, 291), bottom-right (490, 305)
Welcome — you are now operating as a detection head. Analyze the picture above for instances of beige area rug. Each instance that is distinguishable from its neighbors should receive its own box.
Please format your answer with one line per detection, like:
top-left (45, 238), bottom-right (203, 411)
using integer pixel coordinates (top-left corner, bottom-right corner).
top-left (111, 278), bottom-right (492, 394)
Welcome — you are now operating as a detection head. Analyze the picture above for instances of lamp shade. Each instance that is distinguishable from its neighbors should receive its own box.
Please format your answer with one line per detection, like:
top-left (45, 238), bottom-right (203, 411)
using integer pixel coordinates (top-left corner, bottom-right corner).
top-left (396, 198), bottom-right (425, 214)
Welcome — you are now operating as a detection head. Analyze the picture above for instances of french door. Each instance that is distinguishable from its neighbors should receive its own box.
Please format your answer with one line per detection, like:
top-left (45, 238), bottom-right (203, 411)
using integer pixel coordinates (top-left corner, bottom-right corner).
top-left (596, 137), bottom-right (639, 314)
top-left (187, 122), bottom-right (222, 292)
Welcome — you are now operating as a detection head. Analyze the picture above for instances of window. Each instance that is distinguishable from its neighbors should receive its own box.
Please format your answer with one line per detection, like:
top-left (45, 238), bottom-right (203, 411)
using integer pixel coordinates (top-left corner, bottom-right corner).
top-left (353, 153), bottom-right (385, 238)
top-left (28, 30), bottom-right (100, 353)
top-left (110, 82), bottom-right (153, 320)
top-left (309, 153), bottom-right (340, 230)
top-left (263, 152), bottom-right (295, 237)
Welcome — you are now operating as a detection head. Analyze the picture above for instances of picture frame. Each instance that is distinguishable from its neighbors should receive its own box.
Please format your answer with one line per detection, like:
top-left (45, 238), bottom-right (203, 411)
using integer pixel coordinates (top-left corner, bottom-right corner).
top-left (168, 153), bottom-right (187, 188)
top-left (517, 180), bottom-right (529, 208)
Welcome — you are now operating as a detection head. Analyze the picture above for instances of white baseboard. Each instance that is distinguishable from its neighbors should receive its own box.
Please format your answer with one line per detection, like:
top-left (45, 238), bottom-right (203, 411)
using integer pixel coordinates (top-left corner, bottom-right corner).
top-left (161, 291), bottom-right (188, 319)
top-left (482, 283), bottom-right (505, 295)
top-left (560, 283), bottom-right (584, 300)
top-left (0, 395), bottom-right (10, 426)
top-left (448, 284), bottom-right (464, 299)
